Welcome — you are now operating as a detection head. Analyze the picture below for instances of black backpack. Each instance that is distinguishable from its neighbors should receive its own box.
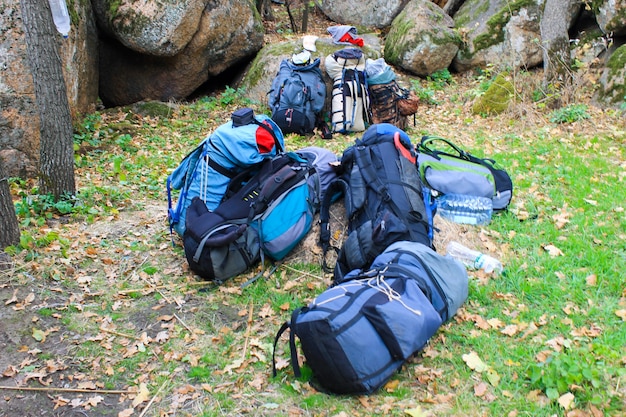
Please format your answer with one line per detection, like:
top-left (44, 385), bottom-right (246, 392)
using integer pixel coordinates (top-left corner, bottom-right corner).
top-left (319, 123), bottom-right (433, 282)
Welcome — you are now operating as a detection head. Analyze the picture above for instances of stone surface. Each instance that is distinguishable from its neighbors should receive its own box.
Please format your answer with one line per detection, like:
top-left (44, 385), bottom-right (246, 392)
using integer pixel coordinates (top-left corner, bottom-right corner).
top-left (318, 0), bottom-right (408, 28)
top-left (99, 0), bottom-right (264, 106)
top-left (384, 0), bottom-right (460, 77)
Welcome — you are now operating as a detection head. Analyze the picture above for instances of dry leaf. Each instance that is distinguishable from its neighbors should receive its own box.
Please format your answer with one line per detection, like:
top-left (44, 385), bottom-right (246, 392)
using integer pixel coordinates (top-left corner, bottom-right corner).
top-left (32, 328), bottom-right (46, 343)
top-left (131, 383), bottom-right (150, 408)
top-left (384, 379), bottom-right (400, 392)
top-left (543, 244), bottom-right (564, 257)
top-left (615, 309), bottom-right (626, 321)
top-left (558, 392), bottom-right (575, 410)
top-left (500, 324), bottom-right (519, 337)
top-left (118, 409), bottom-right (134, 417)
top-left (462, 351), bottom-right (489, 373)
top-left (405, 406), bottom-right (428, 417)
top-left (585, 274), bottom-right (597, 286)
top-left (474, 382), bottom-right (488, 397)
top-left (5, 289), bottom-right (18, 305)
top-left (84, 395), bottom-right (104, 408)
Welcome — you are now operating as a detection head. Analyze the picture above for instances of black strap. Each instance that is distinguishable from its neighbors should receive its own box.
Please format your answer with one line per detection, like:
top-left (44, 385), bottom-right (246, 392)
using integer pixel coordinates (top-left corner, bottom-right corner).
top-left (271, 308), bottom-right (304, 379)
top-left (205, 157), bottom-right (238, 179)
top-left (272, 321), bottom-right (291, 378)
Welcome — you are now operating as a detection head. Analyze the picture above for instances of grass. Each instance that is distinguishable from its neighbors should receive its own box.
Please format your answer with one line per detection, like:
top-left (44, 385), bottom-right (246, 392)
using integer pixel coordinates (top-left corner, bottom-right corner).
top-left (3, 68), bottom-right (625, 416)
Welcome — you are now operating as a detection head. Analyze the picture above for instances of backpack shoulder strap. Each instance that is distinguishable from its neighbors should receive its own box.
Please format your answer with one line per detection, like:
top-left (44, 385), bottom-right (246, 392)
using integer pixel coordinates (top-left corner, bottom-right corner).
top-left (272, 307), bottom-right (304, 378)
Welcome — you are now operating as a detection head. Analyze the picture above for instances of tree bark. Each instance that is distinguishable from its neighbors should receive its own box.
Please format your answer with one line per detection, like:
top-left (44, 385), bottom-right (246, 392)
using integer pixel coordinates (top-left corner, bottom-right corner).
top-left (256, 0), bottom-right (274, 21)
top-left (443, 0), bottom-right (464, 17)
top-left (540, 0), bottom-right (581, 96)
top-left (20, 0), bottom-right (76, 199)
top-left (0, 161), bottom-right (20, 250)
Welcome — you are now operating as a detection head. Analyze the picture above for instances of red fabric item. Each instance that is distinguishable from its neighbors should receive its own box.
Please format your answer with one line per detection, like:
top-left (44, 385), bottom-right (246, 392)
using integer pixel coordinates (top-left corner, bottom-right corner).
top-left (256, 121), bottom-right (276, 154)
top-left (338, 32), bottom-right (364, 47)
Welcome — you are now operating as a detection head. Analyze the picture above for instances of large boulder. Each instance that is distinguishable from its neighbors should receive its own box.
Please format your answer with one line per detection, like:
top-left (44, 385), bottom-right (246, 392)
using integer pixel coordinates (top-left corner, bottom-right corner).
top-left (238, 34), bottom-right (382, 111)
top-left (596, 0), bottom-right (626, 36)
top-left (0, 0), bottom-right (98, 178)
top-left (98, 0), bottom-right (264, 107)
top-left (384, 0), bottom-right (461, 77)
top-left (317, 0), bottom-right (409, 29)
top-left (596, 44), bottom-right (626, 107)
top-left (92, 0), bottom-right (206, 57)
top-left (452, 0), bottom-right (545, 72)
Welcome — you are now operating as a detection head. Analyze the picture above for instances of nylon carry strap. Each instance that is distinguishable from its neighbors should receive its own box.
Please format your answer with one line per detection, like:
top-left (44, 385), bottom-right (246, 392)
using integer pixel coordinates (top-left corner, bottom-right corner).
top-left (271, 308), bottom-right (303, 378)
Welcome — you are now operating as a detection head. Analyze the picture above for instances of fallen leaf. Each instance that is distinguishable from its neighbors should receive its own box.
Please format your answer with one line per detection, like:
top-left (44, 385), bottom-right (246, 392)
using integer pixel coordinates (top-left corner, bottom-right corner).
top-left (583, 198), bottom-right (597, 206)
top-left (405, 406), bottom-right (428, 417)
top-left (543, 244), bottom-right (564, 257)
top-left (118, 409), bottom-right (134, 417)
top-left (32, 328), bottom-right (46, 343)
top-left (616, 309), bottom-right (626, 321)
top-left (154, 331), bottom-right (169, 343)
top-left (384, 379), bottom-right (400, 392)
top-left (52, 396), bottom-right (70, 410)
top-left (4, 289), bottom-right (18, 305)
top-left (462, 351), bottom-right (489, 373)
top-left (84, 395), bottom-right (104, 408)
top-left (558, 392), bottom-right (575, 410)
top-left (70, 398), bottom-right (84, 408)
top-left (486, 368), bottom-right (501, 387)
top-left (585, 274), bottom-right (597, 286)
top-left (77, 381), bottom-right (97, 390)
top-left (474, 381), bottom-right (488, 397)
top-left (131, 383), bottom-right (150, 408)
top-left (500, 324), bottom-right (519, 337)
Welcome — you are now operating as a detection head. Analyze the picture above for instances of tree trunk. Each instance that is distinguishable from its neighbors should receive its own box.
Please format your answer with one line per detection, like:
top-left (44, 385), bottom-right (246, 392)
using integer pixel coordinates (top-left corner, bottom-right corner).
top-left (0, 161), bottom-right (20, 250)
top-left (443, 0), bottom-right (464, 17)
top-left (256, 0), bottom-right (274, 21)
top-left (20, 0), bottom-right (76, 199)
top-left (540, 0), bottom-right (581, 104)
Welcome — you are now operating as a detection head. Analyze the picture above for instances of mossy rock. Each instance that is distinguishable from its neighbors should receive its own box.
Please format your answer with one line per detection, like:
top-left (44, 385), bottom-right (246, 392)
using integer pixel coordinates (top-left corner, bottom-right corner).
top-left (597, 44), bottom-right (626, 107)
top-left (471, 73), bottom-right (514, 115)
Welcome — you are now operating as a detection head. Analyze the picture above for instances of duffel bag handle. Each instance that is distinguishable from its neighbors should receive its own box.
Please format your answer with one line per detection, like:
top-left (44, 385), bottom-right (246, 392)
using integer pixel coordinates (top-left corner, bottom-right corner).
top-left (418, 135), bottom-right (471, 161)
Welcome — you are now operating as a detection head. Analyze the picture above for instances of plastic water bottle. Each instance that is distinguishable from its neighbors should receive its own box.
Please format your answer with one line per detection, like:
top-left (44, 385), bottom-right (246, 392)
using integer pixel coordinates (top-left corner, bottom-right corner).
top-left (446, 241), bottom-right (503, 274)
top-left (436, 193), bottom-right (493, 226)
top-left (48, 0), bottom-right (71, 38)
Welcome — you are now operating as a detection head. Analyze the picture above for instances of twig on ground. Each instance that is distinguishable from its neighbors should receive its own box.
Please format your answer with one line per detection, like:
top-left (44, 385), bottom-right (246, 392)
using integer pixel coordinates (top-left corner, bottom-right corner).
top-left (241, 301), bottom-right (254, 361)
top-left (137, 379), bottom-right (168, 417)
top-left (0, 385), bottom-right (129, 394)
top-left (173, 313), bottom-right (193, 334)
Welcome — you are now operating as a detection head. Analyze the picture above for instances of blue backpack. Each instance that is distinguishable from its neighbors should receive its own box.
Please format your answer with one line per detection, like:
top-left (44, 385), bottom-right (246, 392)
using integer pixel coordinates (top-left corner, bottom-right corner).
top-left (268, 58), bottom-right (326, 135)
top-left (167, 108), bottom-right (284, 237)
